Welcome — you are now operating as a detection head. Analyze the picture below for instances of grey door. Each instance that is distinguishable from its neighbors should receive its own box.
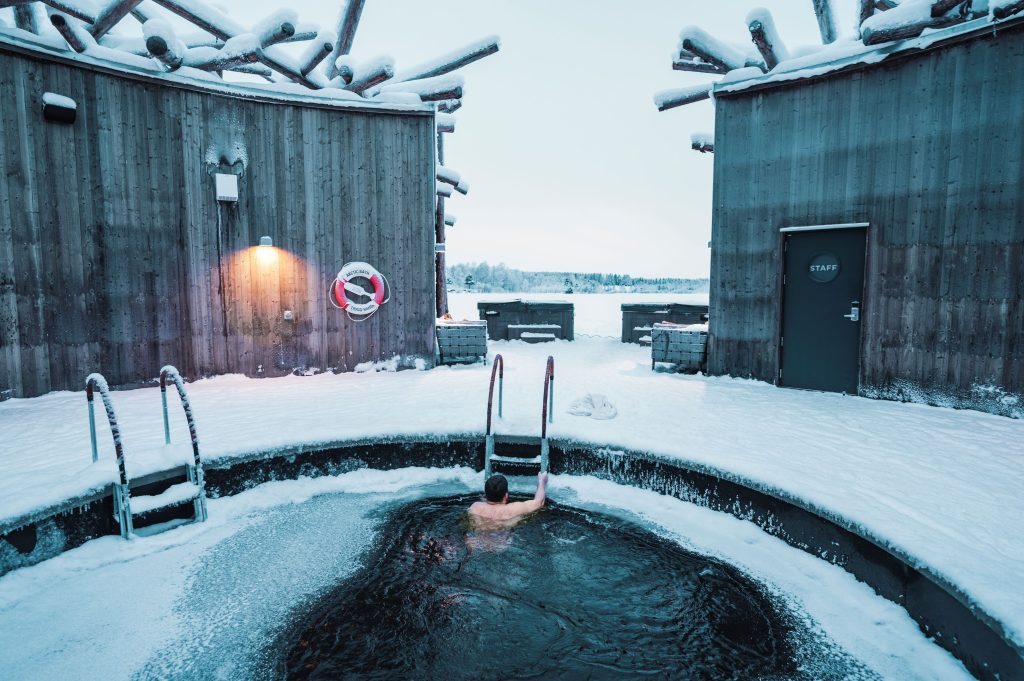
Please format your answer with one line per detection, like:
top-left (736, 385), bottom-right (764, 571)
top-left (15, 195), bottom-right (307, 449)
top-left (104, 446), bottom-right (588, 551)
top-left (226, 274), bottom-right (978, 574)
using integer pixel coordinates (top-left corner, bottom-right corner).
top-left (780, 227), bottom-right (867, 393)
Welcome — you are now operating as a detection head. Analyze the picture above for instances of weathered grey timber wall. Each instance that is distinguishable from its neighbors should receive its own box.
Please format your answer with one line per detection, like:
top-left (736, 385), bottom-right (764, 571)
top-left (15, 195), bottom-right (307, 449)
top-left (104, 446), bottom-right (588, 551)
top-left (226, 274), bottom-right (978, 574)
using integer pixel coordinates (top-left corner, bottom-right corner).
top-left (708, 22), bottom-right (1024, 417)
top-left (0, 43), bottom-right (437, 398)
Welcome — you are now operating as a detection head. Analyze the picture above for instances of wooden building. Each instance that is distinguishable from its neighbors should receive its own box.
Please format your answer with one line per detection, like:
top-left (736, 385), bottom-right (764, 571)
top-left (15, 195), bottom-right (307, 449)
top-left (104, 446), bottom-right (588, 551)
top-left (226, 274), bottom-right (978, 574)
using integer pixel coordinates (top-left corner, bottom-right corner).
top-left (0, 35), bottom-right (437, 398)
top-left (691, 13), bottom-right (1024, 417)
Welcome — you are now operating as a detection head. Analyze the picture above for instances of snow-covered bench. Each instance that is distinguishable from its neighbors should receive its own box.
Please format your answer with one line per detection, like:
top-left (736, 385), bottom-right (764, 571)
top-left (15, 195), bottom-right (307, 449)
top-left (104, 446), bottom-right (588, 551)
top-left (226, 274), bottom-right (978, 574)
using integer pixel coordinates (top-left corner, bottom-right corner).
top-left (632, 325), bottom-right (654, 345)
top-left (508, 324), bottom-right (561, 343)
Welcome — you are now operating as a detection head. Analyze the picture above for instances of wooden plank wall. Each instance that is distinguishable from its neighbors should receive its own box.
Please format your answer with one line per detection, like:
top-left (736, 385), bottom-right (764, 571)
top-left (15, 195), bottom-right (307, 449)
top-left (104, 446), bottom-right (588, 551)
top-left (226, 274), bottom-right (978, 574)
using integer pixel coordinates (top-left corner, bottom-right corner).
top-left (0, 46), bottom-right (436, 398)
top-left (708, 24), bottom-right (1024, 416)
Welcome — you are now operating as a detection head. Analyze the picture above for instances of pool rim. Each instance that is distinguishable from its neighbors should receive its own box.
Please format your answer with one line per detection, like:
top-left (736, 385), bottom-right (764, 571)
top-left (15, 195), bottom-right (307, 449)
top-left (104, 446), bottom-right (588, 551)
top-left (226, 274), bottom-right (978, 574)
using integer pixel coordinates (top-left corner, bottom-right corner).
top-left (0, 433), bottom-right (1020, 680)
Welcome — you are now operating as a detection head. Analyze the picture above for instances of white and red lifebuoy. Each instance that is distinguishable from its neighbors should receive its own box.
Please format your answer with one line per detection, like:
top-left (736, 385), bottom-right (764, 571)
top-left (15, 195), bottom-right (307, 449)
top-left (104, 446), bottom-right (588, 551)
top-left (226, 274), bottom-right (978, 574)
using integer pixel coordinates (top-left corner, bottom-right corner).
top-left (329, 262), bottom-right (390, 318)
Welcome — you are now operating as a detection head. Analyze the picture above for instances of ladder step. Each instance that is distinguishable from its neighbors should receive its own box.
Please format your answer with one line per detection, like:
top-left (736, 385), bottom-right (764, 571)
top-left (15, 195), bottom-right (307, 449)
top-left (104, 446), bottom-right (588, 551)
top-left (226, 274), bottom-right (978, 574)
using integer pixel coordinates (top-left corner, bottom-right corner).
top-left (131, 481), bottom-right (202, 516)
top-left (491, 434), bottom-right (543, 446)
top-left (489, 454), bottom-right (542, 465)
top-left (133, 517), bottom-right (195, 537)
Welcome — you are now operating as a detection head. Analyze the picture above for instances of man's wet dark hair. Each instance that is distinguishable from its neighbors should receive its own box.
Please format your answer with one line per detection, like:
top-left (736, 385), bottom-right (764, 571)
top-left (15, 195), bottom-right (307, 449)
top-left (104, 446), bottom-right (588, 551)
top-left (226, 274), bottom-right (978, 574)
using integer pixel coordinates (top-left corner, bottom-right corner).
top-left (484, 474), bottom-right (508, 502)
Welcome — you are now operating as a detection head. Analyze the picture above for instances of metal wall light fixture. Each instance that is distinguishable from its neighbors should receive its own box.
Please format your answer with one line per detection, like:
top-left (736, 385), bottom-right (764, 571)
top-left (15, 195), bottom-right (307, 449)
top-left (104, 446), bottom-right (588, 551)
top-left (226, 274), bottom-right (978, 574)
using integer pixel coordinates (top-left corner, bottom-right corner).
top-left (256, 235), bottom-right (276, 266)
top-left (42, 92), bottom-right (77, 124)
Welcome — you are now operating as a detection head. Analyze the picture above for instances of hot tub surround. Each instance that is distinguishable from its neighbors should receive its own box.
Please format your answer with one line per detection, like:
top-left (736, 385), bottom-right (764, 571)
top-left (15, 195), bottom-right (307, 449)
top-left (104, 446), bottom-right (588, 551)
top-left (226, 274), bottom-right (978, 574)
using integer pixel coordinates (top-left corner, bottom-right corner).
top-left (0, 436), bottom-right (1020, 680)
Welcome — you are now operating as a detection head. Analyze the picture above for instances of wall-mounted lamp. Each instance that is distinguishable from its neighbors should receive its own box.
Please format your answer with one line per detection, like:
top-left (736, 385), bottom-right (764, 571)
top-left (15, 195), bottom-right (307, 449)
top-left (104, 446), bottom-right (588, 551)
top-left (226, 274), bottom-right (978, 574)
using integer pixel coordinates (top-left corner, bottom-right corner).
top-left (256, 235), bottom-right (276, 266)
top-left (42, 92), bottom-right (77, 124)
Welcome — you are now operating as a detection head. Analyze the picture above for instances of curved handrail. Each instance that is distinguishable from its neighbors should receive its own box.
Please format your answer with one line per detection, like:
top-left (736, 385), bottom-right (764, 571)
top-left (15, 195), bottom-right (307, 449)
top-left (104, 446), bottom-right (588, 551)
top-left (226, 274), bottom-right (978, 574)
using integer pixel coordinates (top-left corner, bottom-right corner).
top-left (541, 355), bottom-right (554, 438)
top-left (85, 373), bottom-right (129, 487)
top-left (485, 354), bottom-right (504, 435)
top-left (160, 366), bottom-right (202, 471)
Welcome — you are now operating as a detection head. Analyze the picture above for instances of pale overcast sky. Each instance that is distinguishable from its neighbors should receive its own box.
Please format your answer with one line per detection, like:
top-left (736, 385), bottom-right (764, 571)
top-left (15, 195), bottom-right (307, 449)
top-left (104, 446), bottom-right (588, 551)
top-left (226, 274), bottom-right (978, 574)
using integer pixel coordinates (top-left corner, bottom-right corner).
top-left (214, 2), bottom-right (854, 277)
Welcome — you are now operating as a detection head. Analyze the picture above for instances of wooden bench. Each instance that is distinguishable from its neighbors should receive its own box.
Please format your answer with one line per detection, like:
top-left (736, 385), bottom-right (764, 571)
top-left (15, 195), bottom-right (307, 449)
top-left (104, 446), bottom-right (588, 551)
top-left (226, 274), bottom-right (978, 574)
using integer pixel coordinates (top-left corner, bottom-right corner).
top-left (631, 325), bottom-right (653, 345)
top-left (651, 323), bottom-right (708, 372)
top-left (508, 324), bottom-right (560, 343)
top-left (436, 321), bottom-right (488, 365)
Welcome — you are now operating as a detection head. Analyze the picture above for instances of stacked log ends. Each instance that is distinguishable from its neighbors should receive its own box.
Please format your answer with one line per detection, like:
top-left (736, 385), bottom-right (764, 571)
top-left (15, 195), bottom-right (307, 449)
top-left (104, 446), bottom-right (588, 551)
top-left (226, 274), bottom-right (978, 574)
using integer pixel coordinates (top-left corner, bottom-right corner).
top-left (746, 8), bottom-right (788, 71)
top-left (812, 0), bottom-right (838, 44)
top-left (654, 84), bottom-right (712, 112)
top-left (861, 12), bottom-right (963, 46)
top-left (143, 19), bottom-right (186, 70)
top-left (50, 14), bottom-right (91, 53)
top-left (90, 0), bottom-right (145, 39)
top-left (993, 0), bottom-right (1024, 20)
top-left (437, 99), bottom-right (462, 114)
top-left (656, 0), bottom-right (996, 112)
top-left (32, 0), bottom-right (498, 108)
top-left (299, 31), bottom-right (336, 76)
top-left (679, 25), bottom-right (747, 71)
top-left (673, 50), bottom-right (727, 74)
top-left (931, 0), bottom-right (966, 17)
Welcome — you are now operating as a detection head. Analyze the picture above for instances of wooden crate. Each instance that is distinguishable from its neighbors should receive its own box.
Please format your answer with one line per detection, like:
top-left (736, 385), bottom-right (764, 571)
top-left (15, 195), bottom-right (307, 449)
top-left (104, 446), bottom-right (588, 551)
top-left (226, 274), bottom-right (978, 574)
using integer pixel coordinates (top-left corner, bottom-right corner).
top-left (436, 322), bottom-right (488, 365)
top-left (651, 324), bottom-right (708, 372)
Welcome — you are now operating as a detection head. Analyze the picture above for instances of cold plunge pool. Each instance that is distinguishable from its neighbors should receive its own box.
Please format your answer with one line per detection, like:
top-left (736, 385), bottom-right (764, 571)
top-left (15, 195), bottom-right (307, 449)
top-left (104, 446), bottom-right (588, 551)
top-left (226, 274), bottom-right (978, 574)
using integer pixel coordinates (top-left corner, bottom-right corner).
top-left (279, 495), bottom-right (867, 680)
top-left (0, 468), bottom-right (970, 680)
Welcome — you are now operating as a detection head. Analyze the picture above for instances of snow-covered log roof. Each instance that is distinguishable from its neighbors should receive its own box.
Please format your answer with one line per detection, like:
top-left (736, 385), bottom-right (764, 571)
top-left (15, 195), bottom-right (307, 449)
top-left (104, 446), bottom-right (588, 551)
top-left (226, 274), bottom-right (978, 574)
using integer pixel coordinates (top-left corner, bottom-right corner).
top-left (0, 0), bottom-right (500, 114)
top-left (655, 0), bottom-right (1024, 116)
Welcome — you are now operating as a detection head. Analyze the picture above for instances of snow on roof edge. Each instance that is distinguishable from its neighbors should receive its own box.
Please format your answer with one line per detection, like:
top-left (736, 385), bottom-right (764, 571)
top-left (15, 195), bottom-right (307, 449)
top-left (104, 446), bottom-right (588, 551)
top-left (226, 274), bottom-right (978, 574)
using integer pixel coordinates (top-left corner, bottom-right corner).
top-left (0, 27), bottom-right (433, 116)
top-left (713, 14), bottom-right (1024, 98)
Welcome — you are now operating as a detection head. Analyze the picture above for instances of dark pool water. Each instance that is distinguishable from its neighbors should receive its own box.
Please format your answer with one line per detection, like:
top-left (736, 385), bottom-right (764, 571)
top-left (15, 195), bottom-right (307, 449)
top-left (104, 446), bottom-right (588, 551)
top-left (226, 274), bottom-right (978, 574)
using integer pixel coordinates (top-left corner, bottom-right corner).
top-left (275, 495), bottom-right (874, 680)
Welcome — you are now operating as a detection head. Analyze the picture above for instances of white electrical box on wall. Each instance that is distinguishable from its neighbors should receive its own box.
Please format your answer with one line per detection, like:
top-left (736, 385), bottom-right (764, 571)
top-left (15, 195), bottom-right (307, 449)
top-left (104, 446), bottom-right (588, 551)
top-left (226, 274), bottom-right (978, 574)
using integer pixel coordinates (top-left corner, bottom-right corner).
top-left (215, 173), bottom-right (238, 202)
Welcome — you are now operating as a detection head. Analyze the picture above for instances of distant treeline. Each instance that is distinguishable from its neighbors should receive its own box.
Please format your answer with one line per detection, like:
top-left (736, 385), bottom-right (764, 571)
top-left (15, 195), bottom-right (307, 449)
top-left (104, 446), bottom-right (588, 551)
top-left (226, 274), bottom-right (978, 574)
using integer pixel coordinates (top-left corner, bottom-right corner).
top-left (447, 262), bottom-right (709, 294)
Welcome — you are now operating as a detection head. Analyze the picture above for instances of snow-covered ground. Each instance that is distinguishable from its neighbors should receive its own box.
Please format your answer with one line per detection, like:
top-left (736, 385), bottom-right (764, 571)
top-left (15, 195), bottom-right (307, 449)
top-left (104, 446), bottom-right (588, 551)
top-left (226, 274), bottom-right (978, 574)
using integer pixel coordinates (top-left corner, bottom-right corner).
top-left (0, 292), bottom-right (1022, 662)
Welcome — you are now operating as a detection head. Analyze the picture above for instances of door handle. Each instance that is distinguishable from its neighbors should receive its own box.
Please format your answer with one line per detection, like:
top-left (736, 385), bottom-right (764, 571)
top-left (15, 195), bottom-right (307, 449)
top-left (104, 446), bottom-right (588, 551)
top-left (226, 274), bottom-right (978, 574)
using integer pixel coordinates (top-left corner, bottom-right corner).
top-left (843, 301), bottom-right (860, 322)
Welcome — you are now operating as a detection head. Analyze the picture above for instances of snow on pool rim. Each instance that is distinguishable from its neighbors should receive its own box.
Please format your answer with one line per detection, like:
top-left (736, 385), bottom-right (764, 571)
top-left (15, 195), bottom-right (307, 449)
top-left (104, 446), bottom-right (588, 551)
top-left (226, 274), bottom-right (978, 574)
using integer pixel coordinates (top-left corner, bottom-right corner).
top-left (0, 466), bottom-right (971, 680)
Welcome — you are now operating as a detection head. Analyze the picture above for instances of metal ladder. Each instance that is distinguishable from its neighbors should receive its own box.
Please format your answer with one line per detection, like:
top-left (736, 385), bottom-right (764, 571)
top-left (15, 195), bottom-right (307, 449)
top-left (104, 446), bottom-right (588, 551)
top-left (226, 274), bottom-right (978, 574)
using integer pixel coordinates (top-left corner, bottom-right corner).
top-left (158, 365), bottom-right (209, 527)
top-left (86, 366), bottom-right (208, 539)
top-left (483, 355), bottom-right (554, 477)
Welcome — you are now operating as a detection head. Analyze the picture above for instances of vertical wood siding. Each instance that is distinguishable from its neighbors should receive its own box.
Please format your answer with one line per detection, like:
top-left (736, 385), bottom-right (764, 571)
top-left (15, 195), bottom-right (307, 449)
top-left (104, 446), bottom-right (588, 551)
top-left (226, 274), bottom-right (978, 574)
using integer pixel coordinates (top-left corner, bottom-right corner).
top-left (708, 26), bottom-right (1024, 416)
top-left (0, 47), bottom-right (436, 397)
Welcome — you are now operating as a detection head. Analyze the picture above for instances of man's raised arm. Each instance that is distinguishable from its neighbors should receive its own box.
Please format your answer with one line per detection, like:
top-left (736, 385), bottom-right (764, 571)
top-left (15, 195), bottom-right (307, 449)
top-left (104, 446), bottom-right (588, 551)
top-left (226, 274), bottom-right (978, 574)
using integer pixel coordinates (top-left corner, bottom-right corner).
top-left (512, 471), bottom-right (547, 515)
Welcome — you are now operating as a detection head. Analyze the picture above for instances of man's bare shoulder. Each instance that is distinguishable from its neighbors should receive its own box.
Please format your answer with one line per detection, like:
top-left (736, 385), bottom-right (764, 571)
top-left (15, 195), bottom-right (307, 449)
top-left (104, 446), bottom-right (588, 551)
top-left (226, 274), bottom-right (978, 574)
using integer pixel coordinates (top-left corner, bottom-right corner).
top-left (469, 500), bottom-right (538, 521)
top-left (469, 501), bottom-right (511, 519)
top-left (468, 501), bottom-right (492, 517)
